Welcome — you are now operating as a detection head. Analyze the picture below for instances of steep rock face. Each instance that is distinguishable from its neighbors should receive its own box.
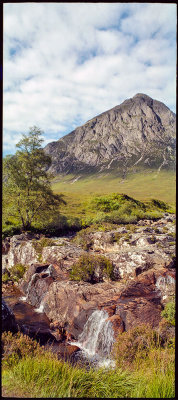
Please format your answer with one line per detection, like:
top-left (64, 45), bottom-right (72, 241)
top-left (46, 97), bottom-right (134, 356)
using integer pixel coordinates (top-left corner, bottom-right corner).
top-left (44, 93), bottom-right (176, 175)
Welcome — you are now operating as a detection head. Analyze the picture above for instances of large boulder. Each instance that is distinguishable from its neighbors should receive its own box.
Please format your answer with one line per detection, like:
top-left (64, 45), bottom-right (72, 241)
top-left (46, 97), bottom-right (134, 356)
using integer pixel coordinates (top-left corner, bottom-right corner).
top-left (2, 299), bottom-right (18, 333)
top-left (115, 272), bottom-right (163, 331)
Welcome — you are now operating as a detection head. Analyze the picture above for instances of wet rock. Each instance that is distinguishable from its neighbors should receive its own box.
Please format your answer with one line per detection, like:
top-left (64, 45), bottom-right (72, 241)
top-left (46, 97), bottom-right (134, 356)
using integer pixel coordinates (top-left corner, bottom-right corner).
top-left (2, 299), bottom-right (18, 333)
top-left (107, 315), bottom-right (124, 337)
top-left (20, 324), bottom-right (58, 345)
top-left (40, 281), bottom-right (120, 338)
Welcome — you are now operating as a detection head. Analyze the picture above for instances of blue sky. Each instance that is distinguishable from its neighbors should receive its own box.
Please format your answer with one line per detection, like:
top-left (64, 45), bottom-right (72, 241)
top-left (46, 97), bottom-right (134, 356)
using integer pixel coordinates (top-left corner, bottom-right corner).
top-left (3, 3), bottom-right (177, 156)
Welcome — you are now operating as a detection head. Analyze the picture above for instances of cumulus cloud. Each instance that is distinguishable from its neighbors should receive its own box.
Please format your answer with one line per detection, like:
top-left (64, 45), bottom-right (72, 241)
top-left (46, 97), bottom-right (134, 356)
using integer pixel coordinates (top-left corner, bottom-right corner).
top-left (3, 2), bottom-right (176, 155)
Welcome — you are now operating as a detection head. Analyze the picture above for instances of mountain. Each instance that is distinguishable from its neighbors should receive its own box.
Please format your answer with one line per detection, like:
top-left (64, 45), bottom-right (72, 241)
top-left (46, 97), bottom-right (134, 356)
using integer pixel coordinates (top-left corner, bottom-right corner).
top-left (44, 93), bottom-right (176, 177)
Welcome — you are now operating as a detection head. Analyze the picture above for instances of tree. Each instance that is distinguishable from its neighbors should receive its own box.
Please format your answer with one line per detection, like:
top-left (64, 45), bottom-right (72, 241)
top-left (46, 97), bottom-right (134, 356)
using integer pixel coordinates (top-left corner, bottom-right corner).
top-left (3, 126), bottom-right (65, 231)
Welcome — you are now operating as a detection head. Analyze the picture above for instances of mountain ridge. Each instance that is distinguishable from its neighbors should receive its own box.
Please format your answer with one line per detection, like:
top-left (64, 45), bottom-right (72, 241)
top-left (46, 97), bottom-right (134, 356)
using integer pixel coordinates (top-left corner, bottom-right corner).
top-left (44, 93), bottom-right (176, 177)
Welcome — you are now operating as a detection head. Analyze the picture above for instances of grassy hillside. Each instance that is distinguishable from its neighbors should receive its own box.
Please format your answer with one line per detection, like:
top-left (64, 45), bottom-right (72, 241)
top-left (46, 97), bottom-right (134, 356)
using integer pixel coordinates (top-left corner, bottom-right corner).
top-left (2, 169), bottom-right (175, 237)
top-left (52, 170), bottom-right (176, 221)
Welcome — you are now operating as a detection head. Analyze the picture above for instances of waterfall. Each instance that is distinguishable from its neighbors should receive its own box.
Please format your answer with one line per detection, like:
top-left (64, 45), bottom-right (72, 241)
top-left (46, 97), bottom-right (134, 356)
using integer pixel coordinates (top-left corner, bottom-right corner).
top-left (20, 266), bottom-right (53, 304)
top-left (34, 296), bottom-right (46, 313)
top-left (20, 273), bottom-right (39, 302)
top-left (156, 275), bottom-right (175, 290)
top-left (70, 310), bottom-right (115, 367)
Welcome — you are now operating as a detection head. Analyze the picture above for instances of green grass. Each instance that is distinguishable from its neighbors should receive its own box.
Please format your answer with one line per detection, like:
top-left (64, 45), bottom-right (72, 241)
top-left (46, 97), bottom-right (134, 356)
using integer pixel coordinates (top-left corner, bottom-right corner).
top-left (2, 348), bottom-right (175, 398)
top-left (52, 170), bottom-right (175, 220)
top-left (2, 329), bottom-right (175, 398)
top-left (2, 169), bottom-right (175, 237)
top-left (2, 354), bottom-right (135, 398)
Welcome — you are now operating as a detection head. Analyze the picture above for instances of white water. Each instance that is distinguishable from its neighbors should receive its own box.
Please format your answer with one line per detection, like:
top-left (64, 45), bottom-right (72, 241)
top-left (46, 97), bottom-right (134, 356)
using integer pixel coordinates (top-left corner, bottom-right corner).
top-left (156, 275), bottom-right (175, 290)
top-left (20, 266), bottom-right (53, 305)
top-left (20, 272), bottom-right (39, 302)
top-left (34, 299), bottom-right (45, 313)
top-left (70, 310), bottom-right (115, 368)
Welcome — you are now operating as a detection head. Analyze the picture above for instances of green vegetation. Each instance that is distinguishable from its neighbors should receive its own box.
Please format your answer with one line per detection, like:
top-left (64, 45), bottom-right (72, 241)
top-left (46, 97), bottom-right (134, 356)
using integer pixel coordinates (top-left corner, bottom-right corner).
top-left (50, 170), bottom-right (175, 229)
top-left (3, 126), bottom-right (65, 232)
top-left (113, 324), bottom-right (175, 398)
top-left (52, 169), bottom-right (175, 209)
top-left (32, 237), bottom-right (58, 262)
top-left (2, 325), bottom-right (175, 398)
top-left (161, 299), bottom-right (175, 326)
top-left (2, 263), bottom-right (26, 283)
top-left (70, 254), bottom-right (114, 283)
top-left (32, 237), bottom-right (56, 253)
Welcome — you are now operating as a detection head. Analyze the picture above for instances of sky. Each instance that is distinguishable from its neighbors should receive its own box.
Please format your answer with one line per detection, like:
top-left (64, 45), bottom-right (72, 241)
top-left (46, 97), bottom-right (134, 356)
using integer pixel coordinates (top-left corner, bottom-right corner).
top-left (3, 2), bottom-right (177, 156)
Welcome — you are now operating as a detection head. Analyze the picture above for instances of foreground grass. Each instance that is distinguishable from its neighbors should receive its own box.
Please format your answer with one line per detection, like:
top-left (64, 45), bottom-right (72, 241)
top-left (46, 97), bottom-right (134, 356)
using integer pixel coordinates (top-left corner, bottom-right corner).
top-left (2, 345), bottom-right (175, 398)
top-left (2, 354), bottom-right (135, 398)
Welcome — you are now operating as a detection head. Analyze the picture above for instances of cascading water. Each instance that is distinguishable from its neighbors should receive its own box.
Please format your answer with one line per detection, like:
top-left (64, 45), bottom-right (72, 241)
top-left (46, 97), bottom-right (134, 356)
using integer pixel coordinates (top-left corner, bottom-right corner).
top-left (20, 265), bottom-right (53, 305)
top-left (156, 275), bottom-right (175, 290)
top-left (20, 272), bottom-right (39, 302)
top-left (70, 310), bottom-right (115, 368)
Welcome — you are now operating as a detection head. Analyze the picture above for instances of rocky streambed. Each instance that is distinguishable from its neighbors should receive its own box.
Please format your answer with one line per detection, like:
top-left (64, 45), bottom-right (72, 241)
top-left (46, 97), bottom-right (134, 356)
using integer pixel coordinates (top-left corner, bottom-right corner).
top-left (2, 214), bottom-right (176, 364)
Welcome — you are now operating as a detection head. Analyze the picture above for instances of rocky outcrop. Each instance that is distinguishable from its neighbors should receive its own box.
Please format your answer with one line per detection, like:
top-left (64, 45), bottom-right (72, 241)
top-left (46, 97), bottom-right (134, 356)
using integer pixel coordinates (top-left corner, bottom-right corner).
top-left (2, 233), bottom-right (39, 272)
top-left (44, 93), bottom-right (176, 175)
top-left (2, 215), bottom-right (175, 341)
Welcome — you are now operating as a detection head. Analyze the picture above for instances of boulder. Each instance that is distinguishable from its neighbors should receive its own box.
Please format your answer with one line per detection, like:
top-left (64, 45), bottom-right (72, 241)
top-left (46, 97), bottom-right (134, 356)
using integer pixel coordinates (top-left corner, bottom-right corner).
top-left (2, 299), bottom-right (18, 333)
top-left (107, 315), bottom-right (125, 337)
top-left (115, 273), bottom-right (163, 331)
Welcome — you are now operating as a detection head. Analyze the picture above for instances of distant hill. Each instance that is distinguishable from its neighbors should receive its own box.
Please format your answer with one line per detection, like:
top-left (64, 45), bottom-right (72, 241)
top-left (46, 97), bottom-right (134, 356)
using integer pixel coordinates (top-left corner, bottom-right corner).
top-left (44, 93), bottom-right (176, 177)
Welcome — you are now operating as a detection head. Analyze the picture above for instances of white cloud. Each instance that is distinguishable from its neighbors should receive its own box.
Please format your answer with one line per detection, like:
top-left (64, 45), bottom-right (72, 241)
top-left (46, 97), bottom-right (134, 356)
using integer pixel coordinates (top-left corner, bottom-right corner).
top-left (3, 3), bottom-right (176, 155)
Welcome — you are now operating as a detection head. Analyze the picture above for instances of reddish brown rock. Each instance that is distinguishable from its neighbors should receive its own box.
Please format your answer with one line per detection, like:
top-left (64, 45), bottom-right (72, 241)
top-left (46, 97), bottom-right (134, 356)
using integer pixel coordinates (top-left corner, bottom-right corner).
top-left (107, 315), bottom-right (124, 337)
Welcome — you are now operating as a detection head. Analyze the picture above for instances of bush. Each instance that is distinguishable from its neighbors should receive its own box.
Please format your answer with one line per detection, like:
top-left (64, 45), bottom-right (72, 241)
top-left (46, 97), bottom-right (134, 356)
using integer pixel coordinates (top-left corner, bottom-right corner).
top-left (150, 199), bottom-right (169, 211)
top-left (2, 272), bottom-right (11, 283)
top-left (2, 331), bottom-right (43, 367)
top-left (70, 254), bottom-right (114, 283)
top-left (161, 301), bottom-right (175, 326)
top-left (2, 225), bottom-right (21, 240)
top-left (9, 263), bottom-right (26, 282)
top-left (113, 324), bottom-right (162, 368)
top-left (91, 193), bottom-right (145, 213)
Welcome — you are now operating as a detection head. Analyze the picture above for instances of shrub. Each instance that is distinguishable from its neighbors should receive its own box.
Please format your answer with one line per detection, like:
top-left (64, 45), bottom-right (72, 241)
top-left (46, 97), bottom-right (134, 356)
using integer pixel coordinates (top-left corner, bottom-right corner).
top-left (161, 300), bottom-right (175, 326)
top-left (113, 324), bottom-right (162, 368)
top-left (150, 198), bottom-right (169, 211)
top-left (10, 263), bottom-right (26, 282)
top-left (2, 271), bottom-right (11, 283)
top-left (90, 193), bottom-right (145, 214)
top-left (2, 331), bottom-right (43, 367)
top-left (70, 254), bottom-right (114, 283)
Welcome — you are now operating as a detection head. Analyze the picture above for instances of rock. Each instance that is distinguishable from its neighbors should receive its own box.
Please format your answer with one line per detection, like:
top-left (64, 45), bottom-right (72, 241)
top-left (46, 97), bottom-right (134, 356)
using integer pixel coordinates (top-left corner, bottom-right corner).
top-left (107, 315), bottom-right (124, 337)
top-left (39, 281), bottom-right (120, 338)
top-left (115, 273), bottom-right (163, 331)
top-left (2, 236), bottom-right (38, 271)
top-left (2, 215), bottom-right (175, 343)
top-left (20, 324), bottom-right (58, 345)
top-left (155, 269), bottom-right (175, 303)
top-left (2, 299), bottom-right (18, 333)
top-left (2, 237), bottom-right (10, 255)
top-left (44, 93), bottom-right (175, 175)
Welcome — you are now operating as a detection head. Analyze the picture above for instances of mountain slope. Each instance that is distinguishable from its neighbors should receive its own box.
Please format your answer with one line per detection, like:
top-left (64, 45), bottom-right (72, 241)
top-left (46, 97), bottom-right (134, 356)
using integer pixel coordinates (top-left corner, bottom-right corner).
top-left (44, 93), bottom-right (176, 177)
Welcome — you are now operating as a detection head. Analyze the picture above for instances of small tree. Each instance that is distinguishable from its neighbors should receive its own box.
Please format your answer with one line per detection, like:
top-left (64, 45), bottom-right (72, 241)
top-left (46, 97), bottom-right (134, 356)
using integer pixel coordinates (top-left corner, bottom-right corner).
top-left (3, 126), bottom-right (65, 231)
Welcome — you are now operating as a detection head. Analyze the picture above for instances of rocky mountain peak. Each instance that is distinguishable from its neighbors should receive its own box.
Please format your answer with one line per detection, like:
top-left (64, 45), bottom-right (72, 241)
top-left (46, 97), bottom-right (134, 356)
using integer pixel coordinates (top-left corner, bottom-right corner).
top-left (44, 93), bottom-right (176, 176)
